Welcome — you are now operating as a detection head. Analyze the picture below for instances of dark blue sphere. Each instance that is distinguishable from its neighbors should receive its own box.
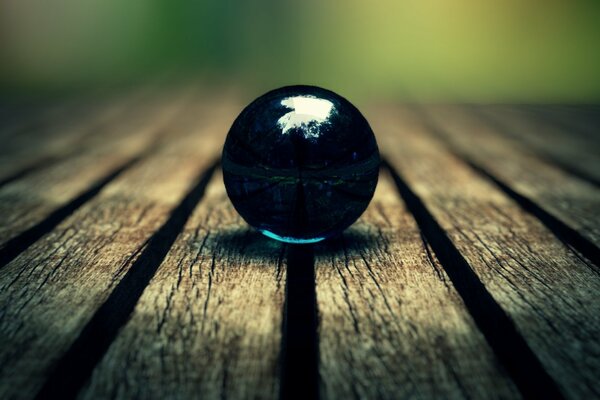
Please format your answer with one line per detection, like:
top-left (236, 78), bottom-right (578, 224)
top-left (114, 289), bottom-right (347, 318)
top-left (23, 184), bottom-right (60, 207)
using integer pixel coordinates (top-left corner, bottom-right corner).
top-left (222, 85), bottom-right (380, 243)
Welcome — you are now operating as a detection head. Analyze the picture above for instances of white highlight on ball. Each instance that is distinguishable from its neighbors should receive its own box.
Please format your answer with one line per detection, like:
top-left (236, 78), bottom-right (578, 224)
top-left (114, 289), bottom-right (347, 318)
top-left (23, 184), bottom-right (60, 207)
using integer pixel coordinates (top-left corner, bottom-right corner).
top-left (277, 95), bottom-right (334, 139)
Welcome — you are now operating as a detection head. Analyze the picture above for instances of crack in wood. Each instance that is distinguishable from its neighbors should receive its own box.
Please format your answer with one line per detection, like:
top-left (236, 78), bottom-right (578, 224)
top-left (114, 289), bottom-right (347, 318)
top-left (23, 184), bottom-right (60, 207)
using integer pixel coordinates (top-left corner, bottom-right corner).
top-left (33, 161), bottom-right (219, 400)
top-left (470, 106), bottom-right (600, 189)
top-left (0, 155), bottom-right (146, 270)
top-left (415, 106), bottom-right (600, 272)
top-left (465, 158), bottom-right (600, 271)
top-left (383, 159), bottom-right (566, 400)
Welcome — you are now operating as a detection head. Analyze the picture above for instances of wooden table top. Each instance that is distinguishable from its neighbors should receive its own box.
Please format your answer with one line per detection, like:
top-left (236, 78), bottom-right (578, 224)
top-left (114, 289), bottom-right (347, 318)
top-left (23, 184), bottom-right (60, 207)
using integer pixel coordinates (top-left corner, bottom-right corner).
top-left (0, 85), bottom-right (598, 400)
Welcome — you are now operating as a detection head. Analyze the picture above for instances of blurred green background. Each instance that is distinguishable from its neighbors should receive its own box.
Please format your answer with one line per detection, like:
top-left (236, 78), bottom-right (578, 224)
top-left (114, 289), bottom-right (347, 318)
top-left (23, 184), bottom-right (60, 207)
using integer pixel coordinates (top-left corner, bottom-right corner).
top-left (1, 0), bottom-right (599, 101)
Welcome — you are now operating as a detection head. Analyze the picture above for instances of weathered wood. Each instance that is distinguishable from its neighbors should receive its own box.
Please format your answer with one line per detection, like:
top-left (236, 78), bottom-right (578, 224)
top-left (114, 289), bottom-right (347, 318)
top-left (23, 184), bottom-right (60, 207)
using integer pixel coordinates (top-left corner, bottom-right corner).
top-left (0, 92), bottom-right (598, 400)
top-left (0, 86), bottom-right (157, 185)
top-left (375, 107), bottom-right (600, 399)
top-left (422, 105), bottom-right (600, 248)
top-left (0, 98), bottom-right (126, 184)
top-left (315, 172), bottom-right (520, 399)
top-left (78, 172), bottom-right (285, 399)
top-left (0, 89), bottom-right (195, 254)
top-left (510, 105), bottom-right (599, 143)
top-left (0, 95), bottom-right (83, 140)
top-left (0, 92), bottom-right (115, 152)
top-left (475, 105), bottom-right (600, 185)
top-left (0, 97), bottom-right (234, 399)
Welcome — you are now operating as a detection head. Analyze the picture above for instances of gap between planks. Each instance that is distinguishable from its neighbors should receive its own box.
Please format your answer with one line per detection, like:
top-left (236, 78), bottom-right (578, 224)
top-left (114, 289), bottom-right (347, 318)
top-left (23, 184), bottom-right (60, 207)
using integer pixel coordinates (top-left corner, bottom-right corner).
top-left (1, 97), bottom-right (596, 400)
top-left (373, 106), bottom-right (599, 399)
top-left (0, 86), bottom-right (204, 263)
top-left (473, 105), bottom-right (600, 187)
top-left (416, 105), bottom-right (600, 270)
top-left (0, 95), bottom-right (238, 400)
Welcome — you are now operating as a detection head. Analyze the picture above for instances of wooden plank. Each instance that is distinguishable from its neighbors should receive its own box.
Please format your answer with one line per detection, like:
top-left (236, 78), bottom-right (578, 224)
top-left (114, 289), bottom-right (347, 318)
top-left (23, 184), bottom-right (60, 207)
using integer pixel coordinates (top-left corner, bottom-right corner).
top-left (422, 105), bottom-right (600, 249)
top-left (315, 173), bottom-right (520, 399)
top-left (475, 105), bottom-right (600, 185)
top-left (375, 107), bottom-right (600, 399)
top-left (0, 97), bottom-right (234, 399)
top-left (0, 95), bottom-right (82, 140)
top-left (0, 91), bottom-right (120, 151)
top-left (0, 87), bottom-right (199, 256)
top-left (0, 97), bottom-right (128, 184)
top-left (0, 86), bottom-right (154, 185)
top-left (513, 105), bottom-right (599, 142)
top-left (78, 171), bottom-right (285, 399)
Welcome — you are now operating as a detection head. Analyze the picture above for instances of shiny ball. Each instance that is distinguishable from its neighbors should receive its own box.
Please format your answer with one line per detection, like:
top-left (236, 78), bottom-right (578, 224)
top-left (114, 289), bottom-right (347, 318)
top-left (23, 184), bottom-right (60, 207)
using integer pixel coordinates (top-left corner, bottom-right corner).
top-left (222, 85), bottom-right (380, 243)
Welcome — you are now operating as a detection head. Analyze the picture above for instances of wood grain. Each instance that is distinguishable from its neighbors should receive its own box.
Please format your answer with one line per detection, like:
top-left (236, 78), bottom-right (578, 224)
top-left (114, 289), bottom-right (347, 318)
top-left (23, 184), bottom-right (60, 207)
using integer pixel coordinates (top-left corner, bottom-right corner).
top-left (0, 85), bottom-right (162, 185)
top-left (79, 171), bottom-right (285, 399)
top-left (422, 105), bottom-right (600, 248)
top-left (374, 107), bottom-right (600, 399)
top-left (0, 95), bottom-right (125, 181)
top-left (476, 105), bottom-right (600, 185)
top-left (0, 97), bottom-right (234, 399)
top-left (0, 93), bottom-right (597, 400)
top-left (0, 88), bottom-right (194, 253)
top-left (0, 95), bottom-right (86, 140)
top-left (496, 105), bottom-right (599, 143)
top-left (315, 173), bottom-right (520, 399)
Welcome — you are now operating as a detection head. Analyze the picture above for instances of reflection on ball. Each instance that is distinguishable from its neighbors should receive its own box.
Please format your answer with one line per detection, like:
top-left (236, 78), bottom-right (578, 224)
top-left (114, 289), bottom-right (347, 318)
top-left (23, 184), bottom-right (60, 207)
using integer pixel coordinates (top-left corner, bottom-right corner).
top-left (222, 85), bottom-right (380, 243)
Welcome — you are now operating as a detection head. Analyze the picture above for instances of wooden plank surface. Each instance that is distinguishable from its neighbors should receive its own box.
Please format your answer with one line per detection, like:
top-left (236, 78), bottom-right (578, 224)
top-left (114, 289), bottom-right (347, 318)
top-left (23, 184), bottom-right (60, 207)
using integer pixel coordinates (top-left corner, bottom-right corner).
top-left (0, 94), bottom-right (87, 140)
top-left (0, 93), bottom-right (231, 399)
top-left (315, 173), bottom-right (520, 399)
top-left (375, 107), bottom-right (600, 399)
top-left (475, 105), bottom-right (600, 185)
top-left (422, 105), bottom-right (600, 252)
top-left (79, 171), bottom-right (286, 399)
top-left (0, 88), bottom-right (192, 257)
top-left (0, 91), bottom-right (598, 400)
top-left (0, 90), bottom-right (140, 185)
top-left (517, 105), bottom-right (599, 142)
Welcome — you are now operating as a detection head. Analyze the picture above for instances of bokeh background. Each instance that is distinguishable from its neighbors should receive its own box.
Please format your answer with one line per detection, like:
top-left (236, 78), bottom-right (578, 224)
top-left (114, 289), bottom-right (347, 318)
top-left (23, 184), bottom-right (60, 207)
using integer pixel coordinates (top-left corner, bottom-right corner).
top-left (1, 0), bottom-right (600, 101)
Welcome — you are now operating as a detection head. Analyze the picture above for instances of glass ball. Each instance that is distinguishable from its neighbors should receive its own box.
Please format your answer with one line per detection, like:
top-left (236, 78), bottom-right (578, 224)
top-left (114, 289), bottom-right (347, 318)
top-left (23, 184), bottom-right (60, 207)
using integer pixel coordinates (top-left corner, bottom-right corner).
top-left (222, 85), bottom-right (380, 244)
